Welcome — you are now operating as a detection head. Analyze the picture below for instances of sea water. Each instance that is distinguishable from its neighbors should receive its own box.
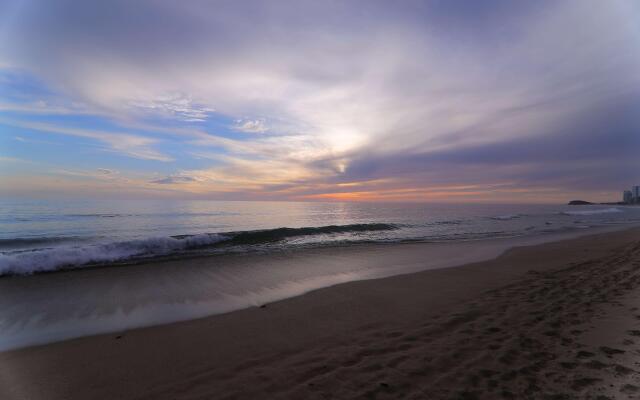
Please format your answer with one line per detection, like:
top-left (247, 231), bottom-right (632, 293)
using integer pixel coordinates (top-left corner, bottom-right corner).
top-left (1, 199), bottom-right (638, 275)
top-left (1, 200), bottom-right (639, 350)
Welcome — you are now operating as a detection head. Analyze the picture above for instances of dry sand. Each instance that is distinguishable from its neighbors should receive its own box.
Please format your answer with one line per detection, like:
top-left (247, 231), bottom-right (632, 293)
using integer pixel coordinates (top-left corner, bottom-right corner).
top-left (1, 228), bottom-right (640, 399)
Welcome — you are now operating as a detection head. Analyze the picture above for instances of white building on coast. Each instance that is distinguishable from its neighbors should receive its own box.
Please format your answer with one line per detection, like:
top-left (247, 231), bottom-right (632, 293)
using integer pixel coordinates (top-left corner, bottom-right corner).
top-left (623, 186), bottom-right (640, 204)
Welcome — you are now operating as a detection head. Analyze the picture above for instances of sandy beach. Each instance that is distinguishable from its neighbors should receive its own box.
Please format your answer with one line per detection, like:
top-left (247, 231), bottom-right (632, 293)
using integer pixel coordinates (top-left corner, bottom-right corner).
top-left (1, 227), bottom-right (640, 399)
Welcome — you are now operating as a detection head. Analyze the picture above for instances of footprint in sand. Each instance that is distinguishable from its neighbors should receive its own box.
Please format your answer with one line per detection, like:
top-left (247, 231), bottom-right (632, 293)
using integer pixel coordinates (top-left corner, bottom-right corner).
top-left (576, 350), bottom-right (595, 359)
top-left (613, 364), bottom-right (635, 376)
top-left (583, 359), bottom-right (607, 370)
top-left (599, 346), bottom-right (625, 357)
top-left (571, 377), bottom-right (601, 391)
top-left (560, 361), bottom-right (578, 369)
top-left (620, 384), bottom-right (639, 395)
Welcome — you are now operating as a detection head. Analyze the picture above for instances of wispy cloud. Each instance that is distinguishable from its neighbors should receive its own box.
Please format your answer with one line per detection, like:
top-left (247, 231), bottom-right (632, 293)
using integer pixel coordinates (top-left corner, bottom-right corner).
top-left (0, 156), bottom-right (29, 163)
top-left (233, 118), bottom-right (268, 133)
top-left (150, 175), bottom-right (199, 184)
top-left (129, 93), bottom-right (214, 122)
top-left (0, 118), bottom-right (173, 161)
top-left (96, 168), bottom-right (117, 175)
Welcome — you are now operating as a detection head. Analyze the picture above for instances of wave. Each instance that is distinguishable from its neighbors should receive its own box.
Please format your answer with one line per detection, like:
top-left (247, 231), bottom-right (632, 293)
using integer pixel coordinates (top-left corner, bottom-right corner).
top-left (222, 223), bottom-right (397, 245)
top-left (0, 233), bottom-right (227, 276)
top-left (0, 236), bottom-right (86, 249)
top-left (428, 220), bottom-right (462, 226)
top-left (490, 214), bottom-right (525, 221)
top-left (0, 223), bottom-right (398, 276)
top-left (562, 207), bottom-right (623, 216)
top-left (66, 213), bottom-right (136, 218)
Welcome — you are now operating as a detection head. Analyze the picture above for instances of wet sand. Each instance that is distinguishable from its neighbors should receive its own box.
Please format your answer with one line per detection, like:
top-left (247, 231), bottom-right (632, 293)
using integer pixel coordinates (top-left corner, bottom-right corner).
top-left (1, 228), bottom-right (640, 399)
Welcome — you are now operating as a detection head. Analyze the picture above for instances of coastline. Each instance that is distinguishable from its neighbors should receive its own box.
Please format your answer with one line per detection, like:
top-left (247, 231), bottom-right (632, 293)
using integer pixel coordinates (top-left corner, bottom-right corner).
top-left (0, 225), bottom-right (634, 351)
top-left (1, 226), bottom-right (640, 399)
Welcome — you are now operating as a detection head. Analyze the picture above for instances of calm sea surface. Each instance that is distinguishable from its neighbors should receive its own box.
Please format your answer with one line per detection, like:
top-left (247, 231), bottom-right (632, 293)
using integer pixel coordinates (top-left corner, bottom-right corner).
top-left (1, 199), bottom-right (638, 275)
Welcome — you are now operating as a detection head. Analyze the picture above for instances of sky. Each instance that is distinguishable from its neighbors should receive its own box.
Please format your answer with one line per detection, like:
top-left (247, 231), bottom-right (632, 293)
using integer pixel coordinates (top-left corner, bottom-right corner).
top-left (0, 0), bottom-right (639, 203)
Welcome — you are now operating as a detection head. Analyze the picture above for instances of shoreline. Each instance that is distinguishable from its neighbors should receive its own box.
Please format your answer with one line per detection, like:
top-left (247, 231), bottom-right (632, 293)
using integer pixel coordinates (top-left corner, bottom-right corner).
top-left (1, 227), bottom-right (640, 399)
top-left (2, 212), bottom-right (636, 277)
top-left (0, 224), bottom-right (635, 352)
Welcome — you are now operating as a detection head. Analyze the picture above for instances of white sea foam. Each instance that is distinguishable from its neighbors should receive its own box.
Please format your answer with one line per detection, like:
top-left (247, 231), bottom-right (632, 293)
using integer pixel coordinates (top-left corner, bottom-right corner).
top-left (0, 234), bottom-right (227, 275)
top-left (0, 223), bottom-right (401, 276)
top-left (562, 207), bottom-right (623, 216)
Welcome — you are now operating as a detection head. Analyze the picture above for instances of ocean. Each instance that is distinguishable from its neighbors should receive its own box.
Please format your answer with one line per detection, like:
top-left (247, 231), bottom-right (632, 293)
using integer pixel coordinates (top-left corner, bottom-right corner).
top-left (1, 199), bottom-right (638, 275)
top-left (1, 200), bottom-right (639, 350)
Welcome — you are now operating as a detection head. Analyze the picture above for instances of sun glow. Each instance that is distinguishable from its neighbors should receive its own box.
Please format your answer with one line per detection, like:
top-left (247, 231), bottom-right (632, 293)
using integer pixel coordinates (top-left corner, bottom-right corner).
top-left (323, 127), bottom-right (365, 154)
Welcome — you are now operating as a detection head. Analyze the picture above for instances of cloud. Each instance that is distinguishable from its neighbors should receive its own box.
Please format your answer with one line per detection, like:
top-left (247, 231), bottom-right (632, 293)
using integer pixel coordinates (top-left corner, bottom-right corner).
top-left (233, 118), bottom-right (267, 133)
top-left (0, 0), bottom-right (638, 201)
top-left (329, 93), bottom-right (640, 193)
top-left (150, 175), bottom-right (199, 184)
top-left (0, 118), bottom-right (173, 161)
top-left (0, 156), bottom-right (28, 163)
top-left (0, 100), bottom-right (93, 115)
top-left (129, 93), bottom-right (214, 122)
top-left (6, 1), bottom-right (635, 148)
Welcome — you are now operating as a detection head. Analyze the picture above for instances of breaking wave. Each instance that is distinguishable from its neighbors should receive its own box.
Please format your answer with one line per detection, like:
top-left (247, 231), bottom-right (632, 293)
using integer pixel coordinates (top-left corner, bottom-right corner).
top-left (221, 223), bottom-right (397, 245)
top-left (0, 233), bottom-right (227, 276)
top-left (0, 223), bottom-right (398, 276)
top-left (562, 208), bottom-right (623, 216)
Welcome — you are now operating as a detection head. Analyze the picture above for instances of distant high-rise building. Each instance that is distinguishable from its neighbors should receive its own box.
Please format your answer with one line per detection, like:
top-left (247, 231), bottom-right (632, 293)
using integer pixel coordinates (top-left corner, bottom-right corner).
top-left (624, 190), bottom-right (633, 204)
top-left (634, 186), bottom-right (640, 202)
